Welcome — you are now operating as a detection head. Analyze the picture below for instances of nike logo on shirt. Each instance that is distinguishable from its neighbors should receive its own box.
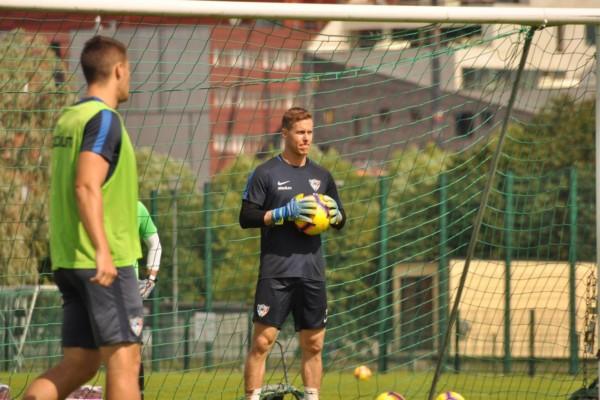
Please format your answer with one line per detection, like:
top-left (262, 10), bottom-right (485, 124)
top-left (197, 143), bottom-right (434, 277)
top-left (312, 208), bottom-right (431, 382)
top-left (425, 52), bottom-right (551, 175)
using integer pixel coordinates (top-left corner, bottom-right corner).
top-left (277, 180), bottom-right (290, 185)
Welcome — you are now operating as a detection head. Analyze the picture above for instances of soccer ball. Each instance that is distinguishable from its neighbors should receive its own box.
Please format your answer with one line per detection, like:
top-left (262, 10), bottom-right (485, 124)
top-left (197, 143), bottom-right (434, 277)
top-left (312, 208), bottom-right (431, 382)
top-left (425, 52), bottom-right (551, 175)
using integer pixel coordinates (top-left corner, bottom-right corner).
top-left (353, 365), bottom-right (372, 381)
top-left (375, 392), bottom-right (406, 400)
top-left (66, 385), bottom-right (103, 400)
top-left (294, 193), bottom-right (330, 236)
top-left (435, 391), bottom-right (465, 400)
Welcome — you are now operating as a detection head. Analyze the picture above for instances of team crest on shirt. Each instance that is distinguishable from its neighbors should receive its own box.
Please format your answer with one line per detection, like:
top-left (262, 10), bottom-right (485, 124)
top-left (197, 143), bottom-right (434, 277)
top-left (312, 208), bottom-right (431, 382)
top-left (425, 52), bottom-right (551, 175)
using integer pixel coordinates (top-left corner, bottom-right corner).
top-left (309, 179), bottom-right (321, 192)
top-left (256, 304), bottom-right (270, 318)
top-left (129, 316), bottom-right (143, 337)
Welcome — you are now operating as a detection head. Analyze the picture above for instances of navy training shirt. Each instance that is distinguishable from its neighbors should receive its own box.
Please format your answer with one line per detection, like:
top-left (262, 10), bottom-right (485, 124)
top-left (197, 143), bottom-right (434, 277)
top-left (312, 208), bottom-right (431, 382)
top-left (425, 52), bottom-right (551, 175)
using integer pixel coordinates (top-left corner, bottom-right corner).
top-left (242, 155), bottom-right (343, 281)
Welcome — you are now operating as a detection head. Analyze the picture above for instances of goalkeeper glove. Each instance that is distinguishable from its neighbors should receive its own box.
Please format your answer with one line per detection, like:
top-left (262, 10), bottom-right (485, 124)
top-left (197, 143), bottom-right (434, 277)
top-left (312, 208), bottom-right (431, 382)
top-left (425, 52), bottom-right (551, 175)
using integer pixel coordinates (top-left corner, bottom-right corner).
top-left (271, 196), bottom-right (317, 225)
top-left (322, 195), bottom-right (343, 226)
top-left (138, 276), bottom-right (156, 300)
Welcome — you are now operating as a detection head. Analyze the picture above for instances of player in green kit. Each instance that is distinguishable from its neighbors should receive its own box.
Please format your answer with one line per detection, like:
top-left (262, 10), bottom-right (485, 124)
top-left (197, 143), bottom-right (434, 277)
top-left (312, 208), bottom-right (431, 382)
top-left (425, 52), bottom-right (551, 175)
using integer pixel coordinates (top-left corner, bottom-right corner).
top-left (135, 201), bottom-right (162, 400)
top-left (136, 201), bottom-right (161, 299)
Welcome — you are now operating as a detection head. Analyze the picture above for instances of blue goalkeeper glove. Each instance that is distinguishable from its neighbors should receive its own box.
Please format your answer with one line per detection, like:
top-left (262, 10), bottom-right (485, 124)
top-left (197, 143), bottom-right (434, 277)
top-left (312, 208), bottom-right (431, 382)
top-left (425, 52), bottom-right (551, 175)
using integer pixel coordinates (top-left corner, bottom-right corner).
top-left (322, 195), bottom-right (343, 226)
top-left (271, 196), bottom-right (317, 225)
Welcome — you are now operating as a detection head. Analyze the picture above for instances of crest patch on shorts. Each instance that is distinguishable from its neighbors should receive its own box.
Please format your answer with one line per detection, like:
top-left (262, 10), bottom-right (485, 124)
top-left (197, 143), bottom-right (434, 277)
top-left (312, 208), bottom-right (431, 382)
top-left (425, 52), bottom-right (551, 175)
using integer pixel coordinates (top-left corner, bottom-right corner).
top-left (129, 316), bottom-right (143, 337)
top-left (256, 304), bottom-right (270, 318)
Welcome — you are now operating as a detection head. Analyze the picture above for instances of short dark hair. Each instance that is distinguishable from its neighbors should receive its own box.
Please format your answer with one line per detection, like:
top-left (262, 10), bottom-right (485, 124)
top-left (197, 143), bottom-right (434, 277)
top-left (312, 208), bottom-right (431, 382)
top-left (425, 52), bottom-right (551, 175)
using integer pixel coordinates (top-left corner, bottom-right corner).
top-left (80, 35), bottom-right (127, 85)
top-left (282, 107), bottom-right (312, 131)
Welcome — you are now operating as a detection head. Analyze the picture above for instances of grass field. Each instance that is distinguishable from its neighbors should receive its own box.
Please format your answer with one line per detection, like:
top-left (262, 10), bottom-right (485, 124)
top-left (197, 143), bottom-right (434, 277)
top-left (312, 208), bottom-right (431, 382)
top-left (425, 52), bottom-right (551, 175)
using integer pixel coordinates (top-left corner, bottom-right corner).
top-left (0, 369), bottom-right (588, 399)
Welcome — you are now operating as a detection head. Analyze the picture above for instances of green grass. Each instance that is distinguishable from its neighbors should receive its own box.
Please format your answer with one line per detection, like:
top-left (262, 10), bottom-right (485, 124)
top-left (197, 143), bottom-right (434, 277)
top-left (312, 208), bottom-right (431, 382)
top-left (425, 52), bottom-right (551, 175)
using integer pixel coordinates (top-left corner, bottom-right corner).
top-left (0, 369), bottom-right (587, 399)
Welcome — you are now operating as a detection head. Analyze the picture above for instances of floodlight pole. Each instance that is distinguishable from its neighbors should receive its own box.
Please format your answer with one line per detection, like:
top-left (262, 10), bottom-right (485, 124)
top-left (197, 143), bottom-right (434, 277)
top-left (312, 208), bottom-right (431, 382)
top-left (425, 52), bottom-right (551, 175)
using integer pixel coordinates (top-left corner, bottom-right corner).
top-left (595, 23), bottom-right (600, 400)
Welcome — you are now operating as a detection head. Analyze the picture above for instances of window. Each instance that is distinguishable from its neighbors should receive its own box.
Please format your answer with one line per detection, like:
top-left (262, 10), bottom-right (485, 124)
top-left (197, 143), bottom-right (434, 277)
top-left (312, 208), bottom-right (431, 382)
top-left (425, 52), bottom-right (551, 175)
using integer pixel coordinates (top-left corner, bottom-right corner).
top-left (355, 30), bottom-right (383, 49)
top-left (323, 110), bottom-right (335, 125)
top-left (50, 41), bottom-right (61, 58)
top-left (400, 276), bottom-right (434, 351)
top-left (462, 67), bottom-right (564, 90)
top-left (50, 41), bottom-right (65, 85)
top-left (391, 28), bottom-right (421, 48)
top-left (379, 108), bottom-right (391, 125)
top-left (409, 108), bottom-right (422, 122)
top-left (352, 115), bottom-right (373, 139)
top-left (255, 19), bottom-right (281, 28)
top-left (352, 115), bottom-right (362, 137)
top-left (586, 25), bottom-right (596, 46)
top-left (213, 134), bottom-right (261, 154)
top-left (441, 25), bottom-right (482, 44)
top-left (481, 110), bottom-right (494, 127)
top-left (455, 112), bottom-right (475, 137)
top-left (556, 26), bottom-right (564, 53)
top-left (461, 67), bottom-right (481, 90)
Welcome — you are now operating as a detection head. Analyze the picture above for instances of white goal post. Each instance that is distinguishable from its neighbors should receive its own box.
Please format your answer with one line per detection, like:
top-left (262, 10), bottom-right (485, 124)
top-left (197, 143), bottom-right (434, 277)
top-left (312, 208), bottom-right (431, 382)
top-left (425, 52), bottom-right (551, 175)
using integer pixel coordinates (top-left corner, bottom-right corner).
top-left (1, 0), bottom-right (600, 25)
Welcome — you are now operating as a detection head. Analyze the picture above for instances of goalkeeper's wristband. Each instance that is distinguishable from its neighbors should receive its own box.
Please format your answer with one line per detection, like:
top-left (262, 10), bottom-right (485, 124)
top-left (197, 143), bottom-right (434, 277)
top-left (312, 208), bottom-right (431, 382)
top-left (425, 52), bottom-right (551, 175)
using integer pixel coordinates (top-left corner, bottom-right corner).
top-left (149, 275), bottom-right (157, 283)
top-left (271, 201), bottom-right (295, 225)
top-left (271, 206), bottom-right (285, 225)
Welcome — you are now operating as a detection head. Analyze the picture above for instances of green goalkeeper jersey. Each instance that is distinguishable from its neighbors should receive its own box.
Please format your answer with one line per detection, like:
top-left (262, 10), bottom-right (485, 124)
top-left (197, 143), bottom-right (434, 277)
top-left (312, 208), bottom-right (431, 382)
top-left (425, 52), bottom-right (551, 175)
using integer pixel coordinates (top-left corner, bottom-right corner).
top-left (135, 201), bottom-right (158, 272)
top-left (49, 99), bottom-right (141, 269)
top-left (138, 201), bottom-right (158, 240)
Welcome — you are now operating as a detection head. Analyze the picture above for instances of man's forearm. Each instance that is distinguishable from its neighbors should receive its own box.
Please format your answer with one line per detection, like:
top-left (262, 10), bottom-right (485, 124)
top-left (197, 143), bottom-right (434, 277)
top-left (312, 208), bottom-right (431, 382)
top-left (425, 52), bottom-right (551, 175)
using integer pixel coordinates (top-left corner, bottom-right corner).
top-left (75, 183), bottom-right (110, 252)
top-left (143, 233), bottom-right (162, 277)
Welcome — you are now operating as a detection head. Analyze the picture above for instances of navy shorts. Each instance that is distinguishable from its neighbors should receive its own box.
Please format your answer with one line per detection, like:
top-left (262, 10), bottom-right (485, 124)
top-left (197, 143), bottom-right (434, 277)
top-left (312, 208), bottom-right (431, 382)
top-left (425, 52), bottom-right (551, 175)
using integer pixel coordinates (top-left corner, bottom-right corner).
top-left (253, 278), bottom-right (327, 331)
top-left (54, 267), bottom-right (143, 348)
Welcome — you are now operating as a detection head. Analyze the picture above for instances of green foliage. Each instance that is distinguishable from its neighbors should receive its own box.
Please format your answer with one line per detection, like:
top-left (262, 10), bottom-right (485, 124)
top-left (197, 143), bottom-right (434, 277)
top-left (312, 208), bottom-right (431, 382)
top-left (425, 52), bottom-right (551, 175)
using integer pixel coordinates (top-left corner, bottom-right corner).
top-left (136, 147), bottom-right (204, 303)
top-left (386, 143), bottom-right (448, 264)
top-left (446, 95), bottom-right (595, 261)
top-left (312, 149), bottom-right (381, 353)
top-left (210, 154), bottom-right (262, 304)
top-left (0, 29), bottom-right (75, 285)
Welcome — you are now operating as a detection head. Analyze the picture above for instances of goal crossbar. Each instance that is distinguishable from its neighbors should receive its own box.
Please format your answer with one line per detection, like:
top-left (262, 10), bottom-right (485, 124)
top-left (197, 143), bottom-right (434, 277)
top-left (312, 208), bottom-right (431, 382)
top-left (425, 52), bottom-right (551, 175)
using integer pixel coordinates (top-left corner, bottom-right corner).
top-left (2, 0), bottom-right (600, 25)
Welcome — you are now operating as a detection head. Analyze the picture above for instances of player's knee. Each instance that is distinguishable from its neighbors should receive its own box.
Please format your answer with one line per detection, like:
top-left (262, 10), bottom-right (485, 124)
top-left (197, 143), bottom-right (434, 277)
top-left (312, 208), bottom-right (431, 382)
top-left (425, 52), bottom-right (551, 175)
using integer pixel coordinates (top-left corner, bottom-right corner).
top-left (301, 339), bottom-right (323, 356)
top-left (252, 334), bottom-right (275, 355)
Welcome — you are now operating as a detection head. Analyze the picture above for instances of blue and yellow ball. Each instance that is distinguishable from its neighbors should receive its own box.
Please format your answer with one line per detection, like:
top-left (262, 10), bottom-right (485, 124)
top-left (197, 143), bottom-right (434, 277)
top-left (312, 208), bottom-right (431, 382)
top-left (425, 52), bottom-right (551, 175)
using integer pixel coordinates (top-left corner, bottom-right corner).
top-left (375, 392), bottom-right (406, 400)
top-left (294, 193), bottom-right (330, 236)
top-left (435, 392), bottom-right (465, 400)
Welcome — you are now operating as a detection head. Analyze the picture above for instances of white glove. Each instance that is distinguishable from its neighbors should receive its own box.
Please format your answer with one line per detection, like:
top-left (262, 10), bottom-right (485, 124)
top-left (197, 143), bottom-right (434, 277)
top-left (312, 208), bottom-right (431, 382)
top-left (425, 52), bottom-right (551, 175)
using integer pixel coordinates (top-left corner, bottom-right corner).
top-left (322, 195), bottom-right (343, 225)
top-left (138, 277), bottom-right (156, 300)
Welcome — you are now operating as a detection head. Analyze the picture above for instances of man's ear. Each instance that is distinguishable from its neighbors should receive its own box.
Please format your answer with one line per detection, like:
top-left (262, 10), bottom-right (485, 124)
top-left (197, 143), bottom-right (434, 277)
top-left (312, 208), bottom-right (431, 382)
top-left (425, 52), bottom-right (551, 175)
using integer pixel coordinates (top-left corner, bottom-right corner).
top-left (281, 128), bottom-right (288, 138)
top-left (115, 62), bottom-right (125, 80)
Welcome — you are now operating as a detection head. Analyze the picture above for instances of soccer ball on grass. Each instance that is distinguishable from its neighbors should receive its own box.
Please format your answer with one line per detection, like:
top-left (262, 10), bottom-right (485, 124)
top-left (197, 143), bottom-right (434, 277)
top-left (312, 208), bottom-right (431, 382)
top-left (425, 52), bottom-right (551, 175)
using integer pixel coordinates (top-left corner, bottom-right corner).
top-left (435, 391), bottom-right (465, 400)
top-left (353, 365), bottom-right (372, 381)
top-left (375, 392), bottom-right (406, 400)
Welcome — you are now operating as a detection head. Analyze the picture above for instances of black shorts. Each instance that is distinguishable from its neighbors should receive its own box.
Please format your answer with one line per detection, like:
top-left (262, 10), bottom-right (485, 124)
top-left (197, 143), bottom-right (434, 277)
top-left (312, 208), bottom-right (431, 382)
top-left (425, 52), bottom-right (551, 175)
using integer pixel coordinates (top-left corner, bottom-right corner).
top-left (253, 278), bottom-right (327, 331)
top-left (54, 267), bottom-right (143, 348)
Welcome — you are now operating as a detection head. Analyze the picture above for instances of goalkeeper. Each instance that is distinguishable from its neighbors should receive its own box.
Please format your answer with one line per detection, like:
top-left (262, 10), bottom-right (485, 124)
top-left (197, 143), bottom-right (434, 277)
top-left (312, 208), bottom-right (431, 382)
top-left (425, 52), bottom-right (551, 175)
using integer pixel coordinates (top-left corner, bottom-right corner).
top-left (239, 107), bottom-right (345, 400)
top-left (135, 200), bottom-right (161, 400)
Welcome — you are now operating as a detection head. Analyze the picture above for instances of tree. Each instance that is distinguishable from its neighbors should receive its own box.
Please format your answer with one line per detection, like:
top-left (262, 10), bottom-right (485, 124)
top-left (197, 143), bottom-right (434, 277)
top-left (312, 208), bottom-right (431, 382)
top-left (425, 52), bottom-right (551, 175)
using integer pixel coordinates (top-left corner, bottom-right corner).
top-left (136, 147), bottom-right (204, 303)
top-left (0, 29), bottom-right (75, 285)
top-left (445, 95), bottom-right (595, 261)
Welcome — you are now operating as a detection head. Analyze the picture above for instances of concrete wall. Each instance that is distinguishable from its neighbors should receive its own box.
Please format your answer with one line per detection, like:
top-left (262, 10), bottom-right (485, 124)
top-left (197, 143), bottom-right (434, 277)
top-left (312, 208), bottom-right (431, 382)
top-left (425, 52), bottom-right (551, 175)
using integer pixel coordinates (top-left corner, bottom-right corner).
top-left (69, 26), bottom-right (212, 187)
top-left (392, 260), bottom-right (595, 359)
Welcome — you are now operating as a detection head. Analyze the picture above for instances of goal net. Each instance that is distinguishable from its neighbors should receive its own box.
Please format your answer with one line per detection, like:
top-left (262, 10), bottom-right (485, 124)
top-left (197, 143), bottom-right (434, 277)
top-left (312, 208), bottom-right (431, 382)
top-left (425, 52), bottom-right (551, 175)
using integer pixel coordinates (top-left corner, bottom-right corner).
top-left (0, 2), bottom-right (598, 399)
